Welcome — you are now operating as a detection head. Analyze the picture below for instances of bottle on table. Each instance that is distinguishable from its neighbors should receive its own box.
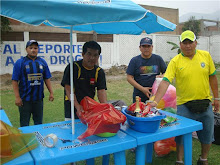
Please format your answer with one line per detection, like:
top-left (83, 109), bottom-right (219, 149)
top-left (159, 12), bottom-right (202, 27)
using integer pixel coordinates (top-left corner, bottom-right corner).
top-left (134, 96), bottom-right (142, 117)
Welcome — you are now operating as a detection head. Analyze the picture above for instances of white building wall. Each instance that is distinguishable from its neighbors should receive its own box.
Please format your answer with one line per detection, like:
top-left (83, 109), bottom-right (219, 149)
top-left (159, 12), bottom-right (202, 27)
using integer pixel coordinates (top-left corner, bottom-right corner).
top-left (210, 35), bottom-right (220, 64)
top-left (1, 34), bottom-right (220, 75)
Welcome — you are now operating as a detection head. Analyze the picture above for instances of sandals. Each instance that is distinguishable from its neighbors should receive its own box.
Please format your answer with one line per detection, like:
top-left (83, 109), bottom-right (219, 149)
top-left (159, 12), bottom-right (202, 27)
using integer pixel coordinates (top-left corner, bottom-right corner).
top-left (175, 157), bottom-right (209, 165)
top-left (197, 158), bottom-right (208, 165)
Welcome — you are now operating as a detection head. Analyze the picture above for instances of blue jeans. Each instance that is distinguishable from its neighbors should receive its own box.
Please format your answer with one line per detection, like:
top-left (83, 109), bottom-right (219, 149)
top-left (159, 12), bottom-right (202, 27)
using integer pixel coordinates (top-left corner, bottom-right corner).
top-left (175, 103), bottom-right (214, 144)
top-left (19, 100), bottom-right (43, 127)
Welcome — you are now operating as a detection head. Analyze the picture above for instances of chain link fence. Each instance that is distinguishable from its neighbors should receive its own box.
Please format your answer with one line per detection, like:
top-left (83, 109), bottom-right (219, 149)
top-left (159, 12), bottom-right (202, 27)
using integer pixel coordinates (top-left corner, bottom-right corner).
top-left (116, 34), bottom-right (220, 67)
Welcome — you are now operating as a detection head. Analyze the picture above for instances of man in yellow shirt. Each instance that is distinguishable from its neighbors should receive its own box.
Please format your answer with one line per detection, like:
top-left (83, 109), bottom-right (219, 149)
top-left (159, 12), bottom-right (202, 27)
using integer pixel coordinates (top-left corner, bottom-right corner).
top-left (150, 30), bottom-right (219, 165)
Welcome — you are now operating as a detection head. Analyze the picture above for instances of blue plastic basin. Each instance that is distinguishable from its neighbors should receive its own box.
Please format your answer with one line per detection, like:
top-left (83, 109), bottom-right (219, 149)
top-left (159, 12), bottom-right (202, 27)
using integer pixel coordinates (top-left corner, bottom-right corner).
top-left (122, 108), bottom-right (166, 133)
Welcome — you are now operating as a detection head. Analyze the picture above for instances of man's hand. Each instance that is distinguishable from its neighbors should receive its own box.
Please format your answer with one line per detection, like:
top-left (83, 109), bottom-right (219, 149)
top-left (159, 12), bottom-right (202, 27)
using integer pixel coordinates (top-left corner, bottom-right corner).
top-left (213, 100), bottom-right (219, 113)
top-left (142, 87), bottom-right (152, 98)
top-left (75, 104), bottom-right (84, 116)
top-left (156, 75), bottom-right (164, 78)
top-left (149, 101), bottom-right (158, 108)
top-left (49, 93), bottom-right (54, 101)
top-left (15, 97), bottom-right (23, 107)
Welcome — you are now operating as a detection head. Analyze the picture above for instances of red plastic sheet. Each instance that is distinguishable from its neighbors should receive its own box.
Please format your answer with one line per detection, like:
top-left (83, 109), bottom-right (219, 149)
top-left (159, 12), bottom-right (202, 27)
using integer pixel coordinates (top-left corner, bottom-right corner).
top-left (77, 96), bottom-right (126, 140)
top-left (127, 97), bottom-right (146, 112)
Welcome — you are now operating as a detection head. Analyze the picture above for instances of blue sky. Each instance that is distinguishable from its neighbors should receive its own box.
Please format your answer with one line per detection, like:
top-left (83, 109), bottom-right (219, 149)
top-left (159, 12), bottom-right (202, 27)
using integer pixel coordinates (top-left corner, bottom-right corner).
top-left (132, 0), bottom-right (220, 16)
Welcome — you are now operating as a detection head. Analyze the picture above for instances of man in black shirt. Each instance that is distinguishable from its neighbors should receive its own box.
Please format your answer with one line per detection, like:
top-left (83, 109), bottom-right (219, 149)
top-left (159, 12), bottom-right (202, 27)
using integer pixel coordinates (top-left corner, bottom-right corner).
top-left (61, 41), bottom-right (107, 120)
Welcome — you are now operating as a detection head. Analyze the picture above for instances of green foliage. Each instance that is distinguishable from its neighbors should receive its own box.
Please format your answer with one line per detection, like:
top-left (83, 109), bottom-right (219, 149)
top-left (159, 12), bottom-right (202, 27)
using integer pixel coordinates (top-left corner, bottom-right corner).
top-left (182, 16), bottom-right (200, 37)
top-left (1, 16), bottom-right (12, 43)
top-left (167, 41), bottom-right (181, 54)
top-left (214, 62), bottom-right (220, 70)
top-left (1, 16), bottom-right (11, 32)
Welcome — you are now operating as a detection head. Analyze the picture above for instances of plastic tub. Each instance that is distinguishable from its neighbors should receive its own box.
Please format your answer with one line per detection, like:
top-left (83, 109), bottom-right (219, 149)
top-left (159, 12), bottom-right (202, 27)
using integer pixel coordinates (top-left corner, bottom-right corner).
top-left (122, 108), bottom-right (166, 133)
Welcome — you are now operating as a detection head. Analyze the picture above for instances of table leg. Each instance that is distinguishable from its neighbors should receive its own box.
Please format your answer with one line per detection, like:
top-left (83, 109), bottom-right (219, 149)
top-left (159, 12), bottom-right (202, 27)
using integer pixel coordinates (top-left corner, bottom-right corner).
top-left (102, 154), bottom-right (110, 165)
top-left (86, 158), bottom-right (95, 165)
top-left (113, 151), bottom-right (126, 165)
top-left (146, 143), bottom-right (153, 163)
top-left (136, 145), bottom-right (146, 165)
top-left (183, 133), bottom-right (192, 165)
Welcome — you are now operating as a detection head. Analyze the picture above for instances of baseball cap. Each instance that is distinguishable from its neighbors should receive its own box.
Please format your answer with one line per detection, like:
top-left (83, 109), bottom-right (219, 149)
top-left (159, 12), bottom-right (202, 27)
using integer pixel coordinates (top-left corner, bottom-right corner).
top-left (140, 37), bottom-right (152, 46)
top-left (180, 30), bottom-right (196, 42)
top-left (26, 40), bottom-right (39, 48)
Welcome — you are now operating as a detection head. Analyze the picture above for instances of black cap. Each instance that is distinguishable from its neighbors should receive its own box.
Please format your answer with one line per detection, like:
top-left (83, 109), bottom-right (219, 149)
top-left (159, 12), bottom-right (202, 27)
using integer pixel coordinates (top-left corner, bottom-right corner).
top-left (140, 37), bottom-right (153, 46)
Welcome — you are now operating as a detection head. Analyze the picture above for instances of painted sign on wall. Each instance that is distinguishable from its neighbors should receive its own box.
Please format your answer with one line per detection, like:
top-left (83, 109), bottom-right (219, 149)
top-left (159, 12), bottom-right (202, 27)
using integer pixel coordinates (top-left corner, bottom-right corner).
top-left (1, 41), bottom-right (104, 74)
top-left (2, 42), bottom-right (83, 66)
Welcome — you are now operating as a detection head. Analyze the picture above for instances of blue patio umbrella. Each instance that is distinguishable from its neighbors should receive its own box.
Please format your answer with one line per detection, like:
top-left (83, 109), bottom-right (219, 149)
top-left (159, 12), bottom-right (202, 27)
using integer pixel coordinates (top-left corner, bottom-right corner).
top-left (1, 0), bottom-right (176, 34)
top-left (1, 0), bottom-right (176, 134)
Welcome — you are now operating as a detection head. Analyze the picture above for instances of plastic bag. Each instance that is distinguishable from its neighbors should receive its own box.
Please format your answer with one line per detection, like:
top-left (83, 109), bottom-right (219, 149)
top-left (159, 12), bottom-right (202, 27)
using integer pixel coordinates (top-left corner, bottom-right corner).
top-left (214, 112), bottom-right (220, 126)
top-left (0, 121), bottom-right (38, 164)
top-left (163, 107), bottom-right (177, 114)
top-left (160, 108), bottom-right (177, 126)
top-left (151, 78), bottom-right (176, 109)
top-left (77, 96), bottom-right (126, 140)
top-left (213, 112), bottom-right (220, 145)
top-left (160, 116), bottom-right (177, 127)
top-left (108, 100), bottom-right (126, 108)
top-left (154, 137), bottom-right (176, 157)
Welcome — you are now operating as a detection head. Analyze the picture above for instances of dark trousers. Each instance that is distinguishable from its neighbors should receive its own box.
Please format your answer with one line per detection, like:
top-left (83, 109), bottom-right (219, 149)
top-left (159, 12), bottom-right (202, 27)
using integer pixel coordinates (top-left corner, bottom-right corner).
top-left (19, 100), bottom-right (43, 127)
top-left (64, 100), bottom-right (79, 119)
top-left (133, 93), bottom-right (149, 103)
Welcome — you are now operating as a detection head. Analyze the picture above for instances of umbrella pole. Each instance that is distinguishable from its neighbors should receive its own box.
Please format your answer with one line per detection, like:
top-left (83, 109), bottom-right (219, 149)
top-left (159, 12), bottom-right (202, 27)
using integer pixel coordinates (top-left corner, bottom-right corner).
top-left (70, 26), bottom-right (75, 134)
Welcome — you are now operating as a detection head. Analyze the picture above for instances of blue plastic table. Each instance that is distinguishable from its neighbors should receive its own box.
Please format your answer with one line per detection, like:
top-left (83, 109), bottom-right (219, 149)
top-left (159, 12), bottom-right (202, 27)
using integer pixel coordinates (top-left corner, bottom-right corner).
top-left (120, 108), bottom-right (203, 165)
top-left (19, 120), bottom-right (137, 165)
top-left (0, 110), bottom-right (12, 126)
top-left (0, 110), bottom-right (35, 165)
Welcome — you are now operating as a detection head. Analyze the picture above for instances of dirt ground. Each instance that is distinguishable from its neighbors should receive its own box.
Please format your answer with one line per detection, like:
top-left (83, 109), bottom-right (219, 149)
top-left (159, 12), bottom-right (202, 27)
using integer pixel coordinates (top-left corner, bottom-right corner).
top-left (0, 73), bottom-right (13, 89)
top-left (0, 65), bottom-right (127, 90)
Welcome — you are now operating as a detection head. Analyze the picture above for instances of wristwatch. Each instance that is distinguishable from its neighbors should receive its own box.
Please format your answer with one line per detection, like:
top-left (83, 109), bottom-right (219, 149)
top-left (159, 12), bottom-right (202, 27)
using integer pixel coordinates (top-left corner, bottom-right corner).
top-left (214, 98), bottom-right (220, 101)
